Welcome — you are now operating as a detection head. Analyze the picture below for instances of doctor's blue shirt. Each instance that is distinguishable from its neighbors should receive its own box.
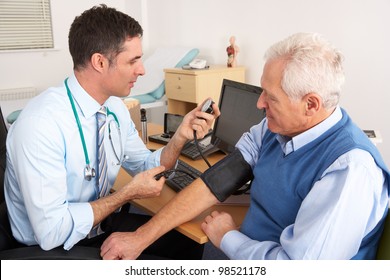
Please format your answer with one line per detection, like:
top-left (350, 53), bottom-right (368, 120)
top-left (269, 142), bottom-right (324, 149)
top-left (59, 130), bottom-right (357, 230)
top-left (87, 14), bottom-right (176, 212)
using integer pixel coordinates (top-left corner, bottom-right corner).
top-left (4, 74), bottom-right (162, 250)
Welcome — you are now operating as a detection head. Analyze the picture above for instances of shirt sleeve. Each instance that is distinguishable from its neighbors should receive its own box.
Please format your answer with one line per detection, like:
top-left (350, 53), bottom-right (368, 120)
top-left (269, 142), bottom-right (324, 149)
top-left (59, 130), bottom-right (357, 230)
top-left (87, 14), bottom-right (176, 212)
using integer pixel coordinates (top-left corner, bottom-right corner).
top-left (120, 119), bottom-right (162, 176)
top-left (235, 120), bottom-right (268, 168)
top-left (8, 114), bottom-right (93, 250)
top-left (220, 149), bottom-right (388, 259)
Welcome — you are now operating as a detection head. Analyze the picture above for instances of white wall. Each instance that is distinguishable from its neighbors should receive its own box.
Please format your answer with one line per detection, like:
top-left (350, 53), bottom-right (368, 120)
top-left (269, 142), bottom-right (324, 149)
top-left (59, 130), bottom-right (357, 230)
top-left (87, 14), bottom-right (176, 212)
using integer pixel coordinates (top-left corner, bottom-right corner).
top-left (0, 0), bottom-right (135, 93)
top-left (0, 0), bottom-right (141, 120)
top-left (0, 0), bottom-right (389, 166)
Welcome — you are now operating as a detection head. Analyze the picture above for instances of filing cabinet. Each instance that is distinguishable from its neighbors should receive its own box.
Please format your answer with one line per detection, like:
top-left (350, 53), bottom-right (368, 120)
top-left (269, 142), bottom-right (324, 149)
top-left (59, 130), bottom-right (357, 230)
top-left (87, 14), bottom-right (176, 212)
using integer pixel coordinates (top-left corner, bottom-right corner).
top-left (164, 65), bottom-right (245, 115)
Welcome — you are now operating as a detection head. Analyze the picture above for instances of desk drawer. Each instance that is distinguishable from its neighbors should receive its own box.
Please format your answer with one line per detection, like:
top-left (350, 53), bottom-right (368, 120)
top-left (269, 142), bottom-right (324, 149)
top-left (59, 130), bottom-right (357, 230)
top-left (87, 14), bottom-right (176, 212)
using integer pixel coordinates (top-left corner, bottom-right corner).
top-left (165, 73), bottom-right (197, 103)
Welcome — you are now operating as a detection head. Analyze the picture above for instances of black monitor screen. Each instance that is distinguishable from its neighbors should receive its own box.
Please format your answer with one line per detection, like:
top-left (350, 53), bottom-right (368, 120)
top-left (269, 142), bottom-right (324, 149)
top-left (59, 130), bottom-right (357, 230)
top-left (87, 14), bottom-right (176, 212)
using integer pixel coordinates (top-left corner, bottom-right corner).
top-left (211, 79), bottom-right (265, 154)
top-left (164, 113), bottom-right (184, 136)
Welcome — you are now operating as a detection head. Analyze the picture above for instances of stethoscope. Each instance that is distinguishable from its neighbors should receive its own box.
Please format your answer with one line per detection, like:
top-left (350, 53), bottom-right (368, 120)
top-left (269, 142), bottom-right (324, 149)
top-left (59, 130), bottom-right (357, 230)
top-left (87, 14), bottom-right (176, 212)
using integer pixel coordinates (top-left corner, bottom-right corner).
top-left (65, 78), bottom-right (123, 181)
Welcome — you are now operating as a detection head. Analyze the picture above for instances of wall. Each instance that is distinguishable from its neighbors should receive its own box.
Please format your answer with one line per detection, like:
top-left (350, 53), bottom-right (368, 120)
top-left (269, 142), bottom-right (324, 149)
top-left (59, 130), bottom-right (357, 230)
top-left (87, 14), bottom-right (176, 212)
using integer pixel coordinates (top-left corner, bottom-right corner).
top-left (0, 0), bottom-right (137, 94)
top-left (0, 0), bottom-right (389, 166)
top-left (143, 0), bottom-right (390, 166)
top-left (0, 0), bottom-right (142, 120)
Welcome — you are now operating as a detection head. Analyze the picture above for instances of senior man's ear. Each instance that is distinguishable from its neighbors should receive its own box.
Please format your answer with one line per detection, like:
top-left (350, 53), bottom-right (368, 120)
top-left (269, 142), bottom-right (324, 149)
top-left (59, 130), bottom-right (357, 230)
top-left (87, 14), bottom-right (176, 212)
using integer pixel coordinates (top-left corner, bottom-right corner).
top-left (304, 93), bottom-right (321, 116)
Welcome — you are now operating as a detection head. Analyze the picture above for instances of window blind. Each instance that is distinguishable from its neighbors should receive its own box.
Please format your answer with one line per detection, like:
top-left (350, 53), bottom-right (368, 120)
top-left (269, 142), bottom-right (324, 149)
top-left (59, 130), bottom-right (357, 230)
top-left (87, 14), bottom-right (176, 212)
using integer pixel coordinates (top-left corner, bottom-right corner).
top-left (0, 0), bottom-right (54, 50)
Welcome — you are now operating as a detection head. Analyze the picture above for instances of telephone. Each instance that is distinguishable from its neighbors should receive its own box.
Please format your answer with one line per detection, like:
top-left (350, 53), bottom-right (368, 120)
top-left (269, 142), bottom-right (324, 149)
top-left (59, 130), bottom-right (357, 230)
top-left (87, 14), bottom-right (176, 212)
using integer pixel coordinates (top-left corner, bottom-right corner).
top-left (189, 58), bottom-right (207, 69)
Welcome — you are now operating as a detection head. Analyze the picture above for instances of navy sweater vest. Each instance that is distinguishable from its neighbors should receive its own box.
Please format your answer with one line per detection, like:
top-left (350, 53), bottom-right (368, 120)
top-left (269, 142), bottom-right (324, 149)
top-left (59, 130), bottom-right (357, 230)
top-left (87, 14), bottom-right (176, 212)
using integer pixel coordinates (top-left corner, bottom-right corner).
top-left (240, 109), bottom-right (389, 259)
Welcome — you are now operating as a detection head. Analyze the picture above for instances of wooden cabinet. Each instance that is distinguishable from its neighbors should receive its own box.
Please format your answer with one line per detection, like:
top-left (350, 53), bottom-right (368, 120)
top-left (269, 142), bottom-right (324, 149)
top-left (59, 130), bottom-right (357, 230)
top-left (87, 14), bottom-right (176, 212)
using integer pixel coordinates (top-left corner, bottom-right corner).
top-left (164, 65), bottom-right (245, 115)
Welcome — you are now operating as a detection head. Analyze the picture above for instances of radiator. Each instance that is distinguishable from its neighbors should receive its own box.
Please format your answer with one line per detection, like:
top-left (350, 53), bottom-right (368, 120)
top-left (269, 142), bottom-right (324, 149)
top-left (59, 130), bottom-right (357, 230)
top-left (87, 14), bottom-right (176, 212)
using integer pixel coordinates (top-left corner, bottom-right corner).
top-left (0, 87), bottom-right (38, 121)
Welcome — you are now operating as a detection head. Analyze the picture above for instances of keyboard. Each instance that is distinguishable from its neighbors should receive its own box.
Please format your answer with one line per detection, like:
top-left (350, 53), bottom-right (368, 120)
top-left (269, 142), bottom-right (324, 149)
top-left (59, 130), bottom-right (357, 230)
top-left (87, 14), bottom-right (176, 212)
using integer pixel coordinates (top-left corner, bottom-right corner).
top-left (180, 135), bottom-right (219, 160)
top-left (165, 159), bottom-right (202, 192)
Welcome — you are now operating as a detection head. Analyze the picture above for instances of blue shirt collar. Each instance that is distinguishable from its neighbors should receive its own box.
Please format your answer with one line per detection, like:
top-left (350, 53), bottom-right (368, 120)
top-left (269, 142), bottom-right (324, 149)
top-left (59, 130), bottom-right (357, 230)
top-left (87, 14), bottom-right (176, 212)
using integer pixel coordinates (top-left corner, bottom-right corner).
top-left (66, 74), bottom-right (101, 119)
top-left (277, 107), bottom-right (342, 155)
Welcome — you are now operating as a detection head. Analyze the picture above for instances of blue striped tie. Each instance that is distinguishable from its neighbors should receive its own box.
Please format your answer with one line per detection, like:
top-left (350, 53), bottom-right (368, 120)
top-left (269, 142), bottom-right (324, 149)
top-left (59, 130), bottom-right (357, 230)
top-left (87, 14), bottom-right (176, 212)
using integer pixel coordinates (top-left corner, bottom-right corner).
top-left (88, 106), bottom-right (109, 238)
top-left (96, 106), bottom-right (110, 198)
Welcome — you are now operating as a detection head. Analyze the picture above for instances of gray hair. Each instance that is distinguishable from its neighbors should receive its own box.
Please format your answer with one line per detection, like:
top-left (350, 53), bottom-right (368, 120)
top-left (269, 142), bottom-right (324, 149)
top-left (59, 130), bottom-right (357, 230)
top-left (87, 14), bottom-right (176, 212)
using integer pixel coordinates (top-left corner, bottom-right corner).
top-left (264, 33), bottom-right (345, 110)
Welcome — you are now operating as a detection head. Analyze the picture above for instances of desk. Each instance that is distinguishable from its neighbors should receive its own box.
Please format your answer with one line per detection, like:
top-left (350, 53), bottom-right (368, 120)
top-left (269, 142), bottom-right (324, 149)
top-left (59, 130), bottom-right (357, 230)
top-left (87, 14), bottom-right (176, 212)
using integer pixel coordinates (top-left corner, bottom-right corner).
top-left (112, 123), bottom-right (248, 244)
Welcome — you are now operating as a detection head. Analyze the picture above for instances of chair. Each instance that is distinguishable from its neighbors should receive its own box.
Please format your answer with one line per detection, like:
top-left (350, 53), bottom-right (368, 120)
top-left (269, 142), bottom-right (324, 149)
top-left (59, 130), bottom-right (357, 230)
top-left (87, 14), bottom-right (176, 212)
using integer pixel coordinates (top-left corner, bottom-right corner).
top-left (376, 211), bottom-right (390, 259)
top-left (0, 106), bottom-right (101, 259)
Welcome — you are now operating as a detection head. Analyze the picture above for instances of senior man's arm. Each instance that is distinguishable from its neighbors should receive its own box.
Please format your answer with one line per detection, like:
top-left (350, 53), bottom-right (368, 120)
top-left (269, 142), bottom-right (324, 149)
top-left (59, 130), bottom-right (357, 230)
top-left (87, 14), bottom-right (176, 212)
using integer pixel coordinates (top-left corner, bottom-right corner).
top-left (100, 178), bottom-right (218, 260)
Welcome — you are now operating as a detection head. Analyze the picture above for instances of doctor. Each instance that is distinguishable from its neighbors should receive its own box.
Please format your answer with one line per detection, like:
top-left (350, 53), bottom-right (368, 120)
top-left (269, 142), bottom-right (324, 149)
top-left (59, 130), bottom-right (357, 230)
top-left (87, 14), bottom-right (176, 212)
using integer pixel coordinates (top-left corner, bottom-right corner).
top-left (4, 4), bottom-right (219, 259)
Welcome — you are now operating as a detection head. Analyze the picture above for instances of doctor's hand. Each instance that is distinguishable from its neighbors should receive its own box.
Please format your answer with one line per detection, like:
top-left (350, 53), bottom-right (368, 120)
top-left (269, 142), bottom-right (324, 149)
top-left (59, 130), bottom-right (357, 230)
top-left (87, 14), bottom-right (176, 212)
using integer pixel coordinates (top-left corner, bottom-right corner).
top-left (101, 231), bottom-right (144, 260)
top-left (118, 166), bottom-right (166, 201)
top-left (201, 211), bottom-right (238, 249)
top-left (178, 98), bottom-right (220, 141)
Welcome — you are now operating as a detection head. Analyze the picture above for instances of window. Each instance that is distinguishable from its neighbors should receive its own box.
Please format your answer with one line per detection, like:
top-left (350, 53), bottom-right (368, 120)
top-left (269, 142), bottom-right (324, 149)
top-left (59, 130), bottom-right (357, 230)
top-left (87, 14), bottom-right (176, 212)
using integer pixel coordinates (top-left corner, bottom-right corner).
top-left (0, 0), bottom-right (54, 51)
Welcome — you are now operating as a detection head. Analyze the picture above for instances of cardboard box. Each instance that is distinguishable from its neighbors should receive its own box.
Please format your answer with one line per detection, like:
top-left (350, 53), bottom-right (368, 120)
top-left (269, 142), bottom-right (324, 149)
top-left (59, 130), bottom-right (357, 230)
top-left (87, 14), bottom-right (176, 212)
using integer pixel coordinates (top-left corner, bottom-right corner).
top-left (123, 98), bottom-right (141, 131)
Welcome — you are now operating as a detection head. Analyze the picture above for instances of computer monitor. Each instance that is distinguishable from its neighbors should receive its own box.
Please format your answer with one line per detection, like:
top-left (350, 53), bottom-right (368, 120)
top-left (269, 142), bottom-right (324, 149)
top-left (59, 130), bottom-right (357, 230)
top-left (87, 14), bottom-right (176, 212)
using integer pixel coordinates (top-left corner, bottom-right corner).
top-left (211, 79), bottom-right (265, 154)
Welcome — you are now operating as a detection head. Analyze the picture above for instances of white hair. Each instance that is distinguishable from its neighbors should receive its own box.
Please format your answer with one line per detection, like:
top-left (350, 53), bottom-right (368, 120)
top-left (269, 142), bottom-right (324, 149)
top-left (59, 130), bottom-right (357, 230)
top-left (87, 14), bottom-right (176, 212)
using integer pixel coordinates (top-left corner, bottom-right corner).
top-left (264, 32), bottom-right (345, 110)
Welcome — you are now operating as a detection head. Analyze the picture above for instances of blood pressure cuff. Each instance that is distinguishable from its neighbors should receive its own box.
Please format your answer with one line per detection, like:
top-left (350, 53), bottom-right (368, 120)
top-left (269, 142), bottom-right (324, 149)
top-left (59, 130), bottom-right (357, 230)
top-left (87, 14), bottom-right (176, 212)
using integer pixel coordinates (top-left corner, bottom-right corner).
top-left (200, 149), bottom-right (253, 202)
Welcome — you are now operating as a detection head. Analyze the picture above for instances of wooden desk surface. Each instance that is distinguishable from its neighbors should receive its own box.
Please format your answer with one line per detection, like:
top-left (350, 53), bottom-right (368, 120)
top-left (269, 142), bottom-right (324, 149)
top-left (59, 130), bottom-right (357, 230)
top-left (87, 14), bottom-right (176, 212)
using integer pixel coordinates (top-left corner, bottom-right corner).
top-left (112, 123), bottom-right (248, 244)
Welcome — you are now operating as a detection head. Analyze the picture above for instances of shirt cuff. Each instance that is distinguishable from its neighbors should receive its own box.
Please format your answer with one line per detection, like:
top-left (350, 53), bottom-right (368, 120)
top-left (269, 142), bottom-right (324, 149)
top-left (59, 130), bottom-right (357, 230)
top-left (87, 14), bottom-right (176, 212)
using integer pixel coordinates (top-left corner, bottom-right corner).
top-left (64, 202), bottom-right (94, 250)
top-left (145, 147), bottom-right (163, 170)
top-left (220, 229), bottom-right (252, 259)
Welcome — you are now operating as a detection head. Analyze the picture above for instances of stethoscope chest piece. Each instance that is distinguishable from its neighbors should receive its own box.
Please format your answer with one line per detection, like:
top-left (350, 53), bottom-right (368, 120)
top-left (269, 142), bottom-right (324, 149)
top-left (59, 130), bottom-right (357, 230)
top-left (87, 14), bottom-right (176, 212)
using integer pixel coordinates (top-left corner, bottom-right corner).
top-left (84, 165), bottom-right (96, 181)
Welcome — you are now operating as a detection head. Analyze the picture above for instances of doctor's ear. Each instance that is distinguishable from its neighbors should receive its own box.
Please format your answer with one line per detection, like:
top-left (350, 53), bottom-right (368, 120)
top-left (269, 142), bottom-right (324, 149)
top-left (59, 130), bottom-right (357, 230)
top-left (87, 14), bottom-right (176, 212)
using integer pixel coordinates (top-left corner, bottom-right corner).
top-left (91, 53), bottom-right (106, 72)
